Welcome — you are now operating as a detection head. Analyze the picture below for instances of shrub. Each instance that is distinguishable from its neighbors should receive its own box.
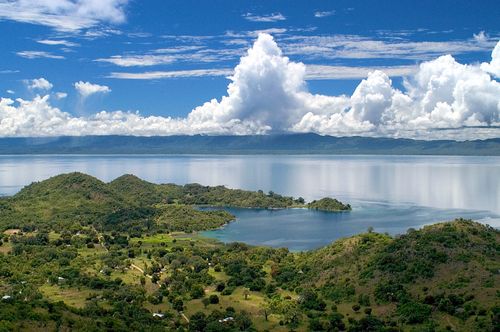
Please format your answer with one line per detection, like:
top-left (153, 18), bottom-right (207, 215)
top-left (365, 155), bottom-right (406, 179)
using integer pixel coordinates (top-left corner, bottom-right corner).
top-left (190, 285), bottom-right (205, 299)
top-left (397, 301), bottom-right (432, 324)
top-left (215, 282), bottom-right (225, 292)
top-left (209, 294), bottom-right (219, 304)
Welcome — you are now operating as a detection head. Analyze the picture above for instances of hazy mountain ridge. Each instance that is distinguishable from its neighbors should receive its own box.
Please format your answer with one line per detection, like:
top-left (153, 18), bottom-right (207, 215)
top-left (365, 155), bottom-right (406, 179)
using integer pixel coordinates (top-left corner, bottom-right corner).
top-left (1, 134), bottom-right (499, 155)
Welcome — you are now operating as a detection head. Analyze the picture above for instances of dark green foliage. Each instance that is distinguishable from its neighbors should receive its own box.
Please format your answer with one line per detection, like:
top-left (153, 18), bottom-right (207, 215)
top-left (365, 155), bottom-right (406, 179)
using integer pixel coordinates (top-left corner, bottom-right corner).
top-left (156, 205), bottom-right (234, 232)
top-left (189, 311), bottom-right (207, 331)
top-left (347, 315), bottom-right (385, 331)
top-left (190, 285), bottom-right (205, 299)
top-left (374, 282), bottom-right (409, 303)
top-left (0, 173), bottom-right (498, 332)
top-left (397, 301), bottom-right (432, 324)
top-left (208, 295), bottom-right (219, 304)
top-left (307, 197), bottom-right (351, 211)
top-left (299, 289), bottom-right (326, 311)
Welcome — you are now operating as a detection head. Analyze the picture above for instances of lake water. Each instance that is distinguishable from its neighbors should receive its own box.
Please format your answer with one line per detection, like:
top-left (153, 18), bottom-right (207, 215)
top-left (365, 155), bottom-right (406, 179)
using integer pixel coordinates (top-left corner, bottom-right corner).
top-left (0, 155), bottom-right (498, 250)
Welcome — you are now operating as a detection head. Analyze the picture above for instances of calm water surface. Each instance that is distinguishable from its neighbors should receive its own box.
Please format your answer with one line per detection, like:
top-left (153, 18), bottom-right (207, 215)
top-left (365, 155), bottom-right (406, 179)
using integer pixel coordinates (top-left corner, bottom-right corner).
top-left (0, 155), bottom-right (498, 250)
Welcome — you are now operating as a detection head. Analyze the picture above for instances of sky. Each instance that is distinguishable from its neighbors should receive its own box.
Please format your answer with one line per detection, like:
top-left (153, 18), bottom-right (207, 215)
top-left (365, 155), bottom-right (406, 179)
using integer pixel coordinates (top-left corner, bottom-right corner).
top-left (0, 0), bottom-right (499, 140)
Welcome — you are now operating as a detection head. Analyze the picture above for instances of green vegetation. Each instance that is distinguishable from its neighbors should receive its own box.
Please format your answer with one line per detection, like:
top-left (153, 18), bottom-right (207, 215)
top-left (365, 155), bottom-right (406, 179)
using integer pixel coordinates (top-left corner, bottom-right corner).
top-left (0, 173), bottom-right (498, 331)
top-left (307, 197), bottom-right (351, 211)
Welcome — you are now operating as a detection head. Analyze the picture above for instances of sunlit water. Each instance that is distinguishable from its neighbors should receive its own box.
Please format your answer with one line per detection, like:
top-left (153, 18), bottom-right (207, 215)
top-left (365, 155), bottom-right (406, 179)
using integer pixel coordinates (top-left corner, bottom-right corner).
top-left (0, 155), bottom-right (498, 250)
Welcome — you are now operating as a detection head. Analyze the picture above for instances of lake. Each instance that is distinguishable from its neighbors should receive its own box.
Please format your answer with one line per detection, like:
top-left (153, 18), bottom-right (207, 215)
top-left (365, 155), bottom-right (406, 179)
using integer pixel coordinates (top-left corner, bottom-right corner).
top-left (0, 155), bottom-right (499, 250)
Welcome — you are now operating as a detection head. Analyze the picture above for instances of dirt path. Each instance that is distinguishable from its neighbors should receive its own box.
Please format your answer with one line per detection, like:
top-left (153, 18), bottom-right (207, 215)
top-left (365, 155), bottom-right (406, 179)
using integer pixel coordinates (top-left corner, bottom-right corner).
top-left (130, 263), bottom-right (152, 279)
top-left (91, 226), bottom-right (108, 252)
top-left (180, 312), bottom-right (190, 323)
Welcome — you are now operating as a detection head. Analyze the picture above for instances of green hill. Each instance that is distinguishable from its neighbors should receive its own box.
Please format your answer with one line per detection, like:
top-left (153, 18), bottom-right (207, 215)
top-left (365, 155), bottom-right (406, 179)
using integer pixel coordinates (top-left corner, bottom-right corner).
top-left (274, 220), bottom-right (500, 331)
top-left (4, 173), bottom-right (127, 231)
top-left (108, 174), bottom-right (165, 206)
top-left (307, 197), bottom-right (352, 211)
top-left (0, 172), bottom-right (347, 235)
top-left (0, 173), bottom-right (497, 331)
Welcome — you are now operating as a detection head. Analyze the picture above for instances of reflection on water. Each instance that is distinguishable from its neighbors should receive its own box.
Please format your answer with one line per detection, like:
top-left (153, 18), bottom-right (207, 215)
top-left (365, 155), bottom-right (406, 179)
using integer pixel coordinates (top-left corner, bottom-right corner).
top-left (202, 205), bottom-right (497, 251)
top-left (0, 155), bottom-right (498, 213)
top-left (1, 154), bottom-right (499, 250)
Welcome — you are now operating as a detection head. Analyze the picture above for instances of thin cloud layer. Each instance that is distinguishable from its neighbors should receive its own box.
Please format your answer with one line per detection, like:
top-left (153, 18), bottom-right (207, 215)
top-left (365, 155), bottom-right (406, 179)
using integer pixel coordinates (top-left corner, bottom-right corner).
top-left (0, 33), bottom-right (499, 139)
top-left (0, 0), bottom-right (128, 31)
top-left (16, 51), bottom-right (65, 59)
top-left (242, 13), bottom-right (286, 23)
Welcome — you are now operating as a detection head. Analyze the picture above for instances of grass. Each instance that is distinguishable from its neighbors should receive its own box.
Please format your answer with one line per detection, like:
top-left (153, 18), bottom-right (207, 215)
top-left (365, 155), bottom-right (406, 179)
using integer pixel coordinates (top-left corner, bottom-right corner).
top-left (182, 287), bottom-right (296, 331)
top-left (0, 241), bottom-right (12, 254)
top-left (3, 229), bottom-right (21, 235)
top-left (39, 284), bottom-right (97, 309)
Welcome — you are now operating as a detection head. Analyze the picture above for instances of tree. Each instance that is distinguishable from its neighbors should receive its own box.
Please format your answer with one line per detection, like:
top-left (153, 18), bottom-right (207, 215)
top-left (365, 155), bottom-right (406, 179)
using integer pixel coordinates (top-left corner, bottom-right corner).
top-left (202, 298), bottom-right (210, 308)
top-left (173, 298), bottom-right (184, 311)
top-left (328, 312), bottom-right (345, 330)
top-left (397, 301), bottom-right (432, 324)
top-left (243, 289), bottom-right (250, 300)
top-left (209, 294), bottom-right (219, 304)
top-left (268, 296), bottom-right (302, 331)
top-left (189, 312), bottom-right (207, 332)
top-left (235, 311), bottom-right (253, 331)
top-left (216, 282), bottom-right (225, 292)
top-left (190, 285), bottom-right (205, 299)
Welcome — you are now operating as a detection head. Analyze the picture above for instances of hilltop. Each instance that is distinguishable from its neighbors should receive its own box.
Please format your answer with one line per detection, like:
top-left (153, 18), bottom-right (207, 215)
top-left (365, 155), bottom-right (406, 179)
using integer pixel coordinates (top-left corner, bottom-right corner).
top-left (0, 173), bottom-right (498, 331)
top-left (0, 172), bottom-right (348, 233)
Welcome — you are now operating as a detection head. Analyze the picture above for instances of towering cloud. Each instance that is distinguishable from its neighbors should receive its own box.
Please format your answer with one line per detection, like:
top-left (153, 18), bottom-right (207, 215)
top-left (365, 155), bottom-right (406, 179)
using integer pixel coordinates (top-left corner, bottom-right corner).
top-left (189, 34), bottom-right (500, 138)
top-left (481, 41), bottom-right (500, 78)
top-left (0, 34), bottom-right (499, 139)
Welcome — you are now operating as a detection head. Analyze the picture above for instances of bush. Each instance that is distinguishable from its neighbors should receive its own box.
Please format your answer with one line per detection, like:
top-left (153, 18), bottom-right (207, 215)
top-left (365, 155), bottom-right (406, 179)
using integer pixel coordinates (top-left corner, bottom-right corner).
top-left (215, 282), bottom-right (225, 292)
top-left (190, 285), bottom-right (205, 299)
top-left (189, 311), bottom-right (207, 332)
top-left (374, 282), bottom-right (408, 303)
top-left (221, 287), bottom-right (234, 296)
top-left (209, 294), bottom-right (219, 304)
top-left (397, 301), bottom-right (432, 324)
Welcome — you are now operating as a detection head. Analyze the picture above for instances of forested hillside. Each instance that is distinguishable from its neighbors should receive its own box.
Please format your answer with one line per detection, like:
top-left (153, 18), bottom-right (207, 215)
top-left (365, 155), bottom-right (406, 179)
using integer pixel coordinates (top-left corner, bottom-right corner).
top-left (0, 173), bottom-right (498, 331)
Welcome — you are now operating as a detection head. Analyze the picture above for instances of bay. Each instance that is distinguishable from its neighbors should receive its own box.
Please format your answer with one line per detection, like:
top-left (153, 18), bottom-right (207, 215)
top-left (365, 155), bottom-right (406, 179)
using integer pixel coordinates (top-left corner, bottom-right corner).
top-left (0, 154), bottom-right (498, 250)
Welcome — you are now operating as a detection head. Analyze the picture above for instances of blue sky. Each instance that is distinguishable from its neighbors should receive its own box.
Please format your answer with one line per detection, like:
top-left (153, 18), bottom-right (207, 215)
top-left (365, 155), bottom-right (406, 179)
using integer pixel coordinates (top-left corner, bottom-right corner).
top-left (0, 0), bottom-right (499, 139)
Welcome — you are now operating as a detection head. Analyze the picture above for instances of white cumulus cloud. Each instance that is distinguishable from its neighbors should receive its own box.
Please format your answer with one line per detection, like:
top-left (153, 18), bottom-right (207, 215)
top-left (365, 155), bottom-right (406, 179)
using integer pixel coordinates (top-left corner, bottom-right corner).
top-left (481, 40), bottom-right (500, 78)
top-left (74, 81), bottom-right (111, 98)
top-left (0, 34), bottom-right (499, 140)
top-left (27, 78), bottom-right (53, 91)
top-left (54, 92), bottom-right (68, 99)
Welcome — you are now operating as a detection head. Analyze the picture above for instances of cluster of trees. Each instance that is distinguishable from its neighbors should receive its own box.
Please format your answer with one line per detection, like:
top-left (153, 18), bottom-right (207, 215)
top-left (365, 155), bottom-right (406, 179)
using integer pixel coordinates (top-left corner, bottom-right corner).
top-left (0, 173), bottom-right (498, 331)
top-left (307, 197), bottom-right (352, 211)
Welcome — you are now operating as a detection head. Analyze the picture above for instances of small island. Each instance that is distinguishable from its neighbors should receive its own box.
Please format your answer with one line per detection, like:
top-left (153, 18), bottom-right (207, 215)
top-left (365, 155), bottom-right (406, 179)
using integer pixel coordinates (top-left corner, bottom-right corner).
top-left (307, 197), bottom-right (352, 212)
top-left (0, 173), bottom-right (497, 331)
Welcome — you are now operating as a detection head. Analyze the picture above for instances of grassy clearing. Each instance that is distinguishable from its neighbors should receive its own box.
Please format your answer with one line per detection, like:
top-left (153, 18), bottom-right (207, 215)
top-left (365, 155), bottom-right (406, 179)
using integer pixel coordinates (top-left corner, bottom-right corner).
top-left (0, 241), bottom-right (12, 254)
top-left (3, 229), bottom-right (21, 235)
top-left (39, 284), bottom-right (97, 309)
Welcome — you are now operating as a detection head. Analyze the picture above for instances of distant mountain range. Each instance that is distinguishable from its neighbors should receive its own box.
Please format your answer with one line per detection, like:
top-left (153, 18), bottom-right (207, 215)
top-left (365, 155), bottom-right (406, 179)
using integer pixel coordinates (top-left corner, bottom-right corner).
top-left (1, 134), bottom-right (499, 155)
